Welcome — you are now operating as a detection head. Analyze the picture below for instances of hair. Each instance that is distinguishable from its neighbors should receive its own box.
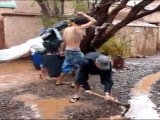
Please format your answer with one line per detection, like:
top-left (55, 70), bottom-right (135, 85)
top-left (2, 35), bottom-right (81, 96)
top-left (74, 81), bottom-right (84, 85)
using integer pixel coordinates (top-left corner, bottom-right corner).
top-left (54, 21), bottom-right (68, 31)
top-left (69, 16), bottom-right (89, 25)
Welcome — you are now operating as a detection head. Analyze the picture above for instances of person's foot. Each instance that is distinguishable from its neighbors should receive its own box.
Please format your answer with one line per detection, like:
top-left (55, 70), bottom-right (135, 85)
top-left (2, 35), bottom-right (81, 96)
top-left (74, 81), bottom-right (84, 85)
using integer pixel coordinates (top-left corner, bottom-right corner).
top-left (70, 95), bottom-right (80, 103)
top-left (39, 74), bottom-right (48, 80)
top-left (104, 93), bottom-right (115, 101)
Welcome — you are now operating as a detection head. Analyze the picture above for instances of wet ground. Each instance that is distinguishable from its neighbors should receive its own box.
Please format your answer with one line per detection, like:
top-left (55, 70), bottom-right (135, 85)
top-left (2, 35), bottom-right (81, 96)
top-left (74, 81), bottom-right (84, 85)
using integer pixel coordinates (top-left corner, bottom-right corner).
top-left (0, 56), bottom-right (160, 119)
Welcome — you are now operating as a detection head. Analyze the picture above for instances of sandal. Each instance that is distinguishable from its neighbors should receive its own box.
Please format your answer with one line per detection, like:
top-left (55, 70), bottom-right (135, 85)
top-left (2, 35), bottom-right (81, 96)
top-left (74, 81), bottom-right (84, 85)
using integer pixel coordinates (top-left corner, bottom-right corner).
top-left (70, 82), bottom-right (75, 88)
top-left (70, 96), bottom-right (80, 103)
top-left (56, 82), bottom-right (70, 86)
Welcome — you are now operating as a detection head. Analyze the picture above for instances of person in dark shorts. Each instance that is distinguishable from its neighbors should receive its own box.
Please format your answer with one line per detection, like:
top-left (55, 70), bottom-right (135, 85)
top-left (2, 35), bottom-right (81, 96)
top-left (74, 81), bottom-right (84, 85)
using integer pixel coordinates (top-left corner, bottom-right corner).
top-left (70, 52), bottom-right (114, 103)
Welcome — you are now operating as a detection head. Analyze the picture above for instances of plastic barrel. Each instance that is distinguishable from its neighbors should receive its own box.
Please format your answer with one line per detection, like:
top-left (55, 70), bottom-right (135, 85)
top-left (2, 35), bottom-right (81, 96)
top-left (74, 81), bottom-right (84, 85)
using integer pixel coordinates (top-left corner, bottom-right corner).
top-left (42, 54), bottom-right (64, 77)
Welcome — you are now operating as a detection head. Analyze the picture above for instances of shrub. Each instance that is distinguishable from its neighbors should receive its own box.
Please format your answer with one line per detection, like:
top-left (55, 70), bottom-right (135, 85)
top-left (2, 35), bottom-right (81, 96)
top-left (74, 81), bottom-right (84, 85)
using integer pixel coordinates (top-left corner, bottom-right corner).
top-left (98, 35), bottom-right (131, 58)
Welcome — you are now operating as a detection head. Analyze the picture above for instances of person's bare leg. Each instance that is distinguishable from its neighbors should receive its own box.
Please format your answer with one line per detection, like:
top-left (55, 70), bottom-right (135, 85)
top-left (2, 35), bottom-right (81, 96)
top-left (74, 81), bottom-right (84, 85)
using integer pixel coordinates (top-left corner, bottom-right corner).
top-left (56, 72), bottom-right (65, 84)
top-left (75, 84), bottom-right (81, 97)
top-left (70, 83), bottom-right (81, 103)
top-left (39, 67), bottom-right (48, 79)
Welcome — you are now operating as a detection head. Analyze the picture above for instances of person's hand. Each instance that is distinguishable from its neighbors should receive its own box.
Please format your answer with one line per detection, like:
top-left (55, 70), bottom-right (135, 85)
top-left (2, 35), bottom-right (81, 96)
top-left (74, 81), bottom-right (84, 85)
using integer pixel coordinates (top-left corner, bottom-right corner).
top-left (59, 51), bottom-right (65, 56)
top-left (84, 90), bottom-right (92, 94)
top-left (77, 11), bottom-right (84, 16)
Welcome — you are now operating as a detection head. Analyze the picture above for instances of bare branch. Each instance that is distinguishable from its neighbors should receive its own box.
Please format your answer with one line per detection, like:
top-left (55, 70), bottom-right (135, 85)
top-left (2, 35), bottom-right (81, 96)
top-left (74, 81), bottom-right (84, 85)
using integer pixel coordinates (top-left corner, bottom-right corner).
top-left (107, 0), bottom-right (129, 23)
top-left (134, 5), bottom-right (160, 19)
top-left (35, 0), bottom-right (53, 17)
top-left (126, 0), bottom-right (154, 18)
top-left (91, 0), bottom-right (129, 44)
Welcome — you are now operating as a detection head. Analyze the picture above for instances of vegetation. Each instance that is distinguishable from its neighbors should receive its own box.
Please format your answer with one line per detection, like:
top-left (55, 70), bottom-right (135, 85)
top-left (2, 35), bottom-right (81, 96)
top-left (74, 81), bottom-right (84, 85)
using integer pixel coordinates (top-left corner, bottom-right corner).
top-left (98, 35), bottom-right (131, 58)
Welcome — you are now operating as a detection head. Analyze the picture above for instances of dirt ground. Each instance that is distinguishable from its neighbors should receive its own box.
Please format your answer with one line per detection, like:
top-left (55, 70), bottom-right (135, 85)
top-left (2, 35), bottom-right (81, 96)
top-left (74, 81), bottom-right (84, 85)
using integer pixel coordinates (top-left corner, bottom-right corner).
top-left (0, 56), bottom-right (160, 119)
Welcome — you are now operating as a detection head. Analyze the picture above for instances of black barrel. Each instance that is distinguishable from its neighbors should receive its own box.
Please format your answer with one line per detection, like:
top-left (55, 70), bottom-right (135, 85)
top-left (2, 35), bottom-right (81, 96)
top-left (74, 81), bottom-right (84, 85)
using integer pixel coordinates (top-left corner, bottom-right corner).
top-left (42, 54), bottom-right (64, 77)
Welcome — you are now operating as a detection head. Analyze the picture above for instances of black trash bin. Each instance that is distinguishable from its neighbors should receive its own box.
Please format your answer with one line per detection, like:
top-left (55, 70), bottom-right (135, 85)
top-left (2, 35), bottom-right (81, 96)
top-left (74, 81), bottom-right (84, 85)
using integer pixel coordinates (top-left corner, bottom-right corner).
top-left (42, 54), bottom-right (64, 77)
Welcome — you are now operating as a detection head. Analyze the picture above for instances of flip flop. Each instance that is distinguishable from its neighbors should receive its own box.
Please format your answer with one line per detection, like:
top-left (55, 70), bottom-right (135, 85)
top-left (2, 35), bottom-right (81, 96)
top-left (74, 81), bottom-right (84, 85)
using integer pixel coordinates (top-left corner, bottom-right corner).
top-left (70, 82), bottom-right (75, 88)
top-left (56, 82), bottom-right (70, 86)
top-left (70, 96), bottom-right (80, 103)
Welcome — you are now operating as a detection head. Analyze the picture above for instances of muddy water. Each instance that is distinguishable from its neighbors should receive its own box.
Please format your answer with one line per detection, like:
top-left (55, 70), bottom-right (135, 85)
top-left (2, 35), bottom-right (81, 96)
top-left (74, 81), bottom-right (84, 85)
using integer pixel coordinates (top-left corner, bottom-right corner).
top-left (14, 94), bottom-right (81, 119)
top-left (126, 72), bottom-right (160, 119)
top-left (0, 60), bottom-right (82, 119)
top-left (0, 60), bottom-right (40, 92)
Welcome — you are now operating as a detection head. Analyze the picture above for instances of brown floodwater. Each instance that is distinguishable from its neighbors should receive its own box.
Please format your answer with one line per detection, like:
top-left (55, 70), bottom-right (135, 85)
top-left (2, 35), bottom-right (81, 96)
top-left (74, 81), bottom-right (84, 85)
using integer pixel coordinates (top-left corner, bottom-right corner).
top-left (126, 72), bottom-right (160, 119)
top-left (0, 60), bottom-right (82, 119)
top-left (0, 60), bottom-right (40, 92)
top-left (133, 72), bottom-right (160, 93)
top-left (14, 94), bottom-right (81, 119)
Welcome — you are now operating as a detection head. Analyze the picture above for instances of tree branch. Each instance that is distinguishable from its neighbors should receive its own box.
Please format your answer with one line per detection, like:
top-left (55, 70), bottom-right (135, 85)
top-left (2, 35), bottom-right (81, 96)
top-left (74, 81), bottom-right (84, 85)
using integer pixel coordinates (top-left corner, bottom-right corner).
top-left (107, 0), bottom-right (129, 23)
top-left (126, 0), bottom-right (154, 18)
top-left (35, 0), bottom-right (53, 17)
top-left (91, 0), bottom-right (129, 43)
top-left (134, 5), bottom-right (160, 20)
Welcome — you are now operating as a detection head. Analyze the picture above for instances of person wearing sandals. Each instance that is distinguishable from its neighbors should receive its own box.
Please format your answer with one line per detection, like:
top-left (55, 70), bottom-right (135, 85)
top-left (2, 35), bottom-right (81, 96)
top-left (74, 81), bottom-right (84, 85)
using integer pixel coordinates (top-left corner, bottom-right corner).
top-left (56, 12), bottom-right (97, 86)
top-left (70, 52), bottom-right (114, 103)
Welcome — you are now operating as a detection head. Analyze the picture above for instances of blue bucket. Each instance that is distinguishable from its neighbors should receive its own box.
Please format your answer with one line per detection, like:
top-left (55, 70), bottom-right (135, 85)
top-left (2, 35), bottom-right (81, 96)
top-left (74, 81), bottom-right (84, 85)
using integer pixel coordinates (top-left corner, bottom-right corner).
top-left (31, 52), bottom-right (42, 70)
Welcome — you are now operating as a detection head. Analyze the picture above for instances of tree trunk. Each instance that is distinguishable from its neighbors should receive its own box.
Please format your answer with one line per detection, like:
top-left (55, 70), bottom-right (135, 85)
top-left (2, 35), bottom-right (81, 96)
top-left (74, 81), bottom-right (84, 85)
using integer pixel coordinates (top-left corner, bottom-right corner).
top-left (60, 0), bottom-right (65, 15)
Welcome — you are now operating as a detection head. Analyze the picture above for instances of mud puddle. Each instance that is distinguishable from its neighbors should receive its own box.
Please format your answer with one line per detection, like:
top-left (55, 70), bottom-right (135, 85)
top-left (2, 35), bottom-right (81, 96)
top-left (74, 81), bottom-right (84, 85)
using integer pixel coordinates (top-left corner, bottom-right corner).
top-left (126, 72), bottom-right (160, 119)
top-left (0, 60), bottom-right (40, 92)
top-left (13, 94), bottom-right (81, 119)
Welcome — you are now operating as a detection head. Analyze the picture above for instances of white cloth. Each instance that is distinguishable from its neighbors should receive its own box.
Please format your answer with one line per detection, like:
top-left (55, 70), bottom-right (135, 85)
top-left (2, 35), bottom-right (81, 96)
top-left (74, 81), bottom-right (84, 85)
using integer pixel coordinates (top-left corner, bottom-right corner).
top-left (0, 36), bottom-right (45, 61)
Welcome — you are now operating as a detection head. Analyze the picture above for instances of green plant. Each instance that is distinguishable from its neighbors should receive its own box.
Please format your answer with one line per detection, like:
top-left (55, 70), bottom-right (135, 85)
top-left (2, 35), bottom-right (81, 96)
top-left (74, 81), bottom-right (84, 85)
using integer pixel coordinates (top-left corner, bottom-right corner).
top-left (98, 35), bottom-right (131, 58)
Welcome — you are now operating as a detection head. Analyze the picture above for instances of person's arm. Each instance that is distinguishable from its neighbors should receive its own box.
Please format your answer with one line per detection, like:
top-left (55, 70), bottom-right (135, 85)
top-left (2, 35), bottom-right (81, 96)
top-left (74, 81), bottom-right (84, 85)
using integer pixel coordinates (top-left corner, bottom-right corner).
top-left (59, 41), bottom-right (66, 56)
top-left (77, 12), bottom-right (97, 29)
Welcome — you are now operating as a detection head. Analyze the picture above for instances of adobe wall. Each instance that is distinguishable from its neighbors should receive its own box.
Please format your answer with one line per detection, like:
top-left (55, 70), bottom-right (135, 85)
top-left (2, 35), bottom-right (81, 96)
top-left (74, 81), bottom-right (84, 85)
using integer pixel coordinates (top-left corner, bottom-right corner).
top-left (3, 15), bottom-right (43, 48)
top-left (116, 26), bottom-right (159, 56)
top-left (14, 0), bottom-right (41, 13)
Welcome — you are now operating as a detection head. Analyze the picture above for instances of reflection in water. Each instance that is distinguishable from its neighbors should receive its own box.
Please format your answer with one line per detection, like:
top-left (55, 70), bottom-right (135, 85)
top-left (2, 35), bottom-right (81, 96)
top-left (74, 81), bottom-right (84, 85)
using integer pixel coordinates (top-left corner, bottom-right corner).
top-left (126, 72), bottom-right (160, 119)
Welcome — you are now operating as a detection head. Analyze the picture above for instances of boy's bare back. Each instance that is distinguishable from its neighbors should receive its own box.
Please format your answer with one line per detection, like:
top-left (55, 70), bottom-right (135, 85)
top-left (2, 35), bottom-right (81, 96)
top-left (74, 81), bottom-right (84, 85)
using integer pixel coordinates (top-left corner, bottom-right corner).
top-left (63, 26), bottom-right (86, 50)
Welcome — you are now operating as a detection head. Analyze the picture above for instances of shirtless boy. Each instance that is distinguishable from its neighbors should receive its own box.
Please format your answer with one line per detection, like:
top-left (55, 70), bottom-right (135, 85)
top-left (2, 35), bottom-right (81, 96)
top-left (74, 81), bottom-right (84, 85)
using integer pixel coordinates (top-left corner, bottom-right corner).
top-left (56, 12), bottom-right (97, 85)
